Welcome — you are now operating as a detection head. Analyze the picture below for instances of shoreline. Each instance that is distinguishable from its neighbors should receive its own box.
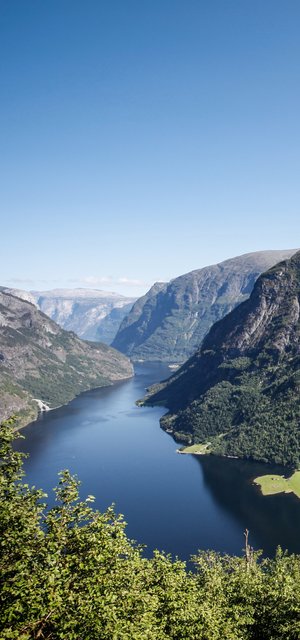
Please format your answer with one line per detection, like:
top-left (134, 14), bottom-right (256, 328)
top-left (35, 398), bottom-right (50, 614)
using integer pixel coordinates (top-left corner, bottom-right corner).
top-left (33, 398), bottom-right (53, 413)
top-left (176, 444), bottom-right (300, 501)
top-left (177, 448), bottom-right (207, 456)
top-left (254, 471), bottom-right (300, 500)
top-left (12, 373), bottom-right (134, 432)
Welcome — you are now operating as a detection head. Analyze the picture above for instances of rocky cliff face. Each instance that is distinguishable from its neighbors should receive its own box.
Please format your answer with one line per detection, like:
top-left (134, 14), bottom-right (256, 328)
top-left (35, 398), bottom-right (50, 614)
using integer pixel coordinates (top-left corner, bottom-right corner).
top-left (112, 250), bottom-right (297, 363)
top-left (31, 288), bottom-right (136, 342)
top-left (0, 287), bottom-right (37, 306)
top-left (145, 251), bottom-right (300, 467)
top-left (0, 291), bottom-right (133, 428)
top-left (95, 302), bottom-right (136, 343)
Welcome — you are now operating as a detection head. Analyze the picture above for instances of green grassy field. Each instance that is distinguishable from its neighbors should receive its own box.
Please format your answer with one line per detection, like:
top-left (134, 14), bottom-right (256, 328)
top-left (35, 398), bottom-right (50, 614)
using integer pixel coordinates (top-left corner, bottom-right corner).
top-left (254, 470), bottom-right (300, 498)
top-left (179, 443), bottom-right (211, 455)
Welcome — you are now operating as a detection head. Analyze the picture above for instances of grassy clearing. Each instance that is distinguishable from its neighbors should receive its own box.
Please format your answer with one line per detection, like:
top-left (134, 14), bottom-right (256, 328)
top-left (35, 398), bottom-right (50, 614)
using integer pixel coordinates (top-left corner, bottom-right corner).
top-left (254, 470), bottom-right (300, 499)
top-left (179, 443), bottom-right (211, 455)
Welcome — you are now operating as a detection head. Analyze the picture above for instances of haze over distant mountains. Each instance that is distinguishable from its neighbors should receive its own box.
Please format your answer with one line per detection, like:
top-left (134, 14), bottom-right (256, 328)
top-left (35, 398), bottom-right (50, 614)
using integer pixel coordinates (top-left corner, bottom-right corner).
top-left (30, 289), bottom-right (136, 343)
top-left (112, 250), bottom-right (297, 363)
top-left (0, 287), bottom-right (136, 344)
top-left (146, 251), bottom-right (300, 467)
top-left (0, 290), bottom-right (133, 428)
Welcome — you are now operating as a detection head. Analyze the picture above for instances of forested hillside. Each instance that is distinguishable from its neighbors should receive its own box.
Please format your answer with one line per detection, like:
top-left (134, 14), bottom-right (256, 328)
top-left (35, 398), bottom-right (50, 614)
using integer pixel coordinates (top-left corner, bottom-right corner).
top-left (0, 290), bottom-right (133, 427)
top-left (145, 251), bottom-right (300, 467)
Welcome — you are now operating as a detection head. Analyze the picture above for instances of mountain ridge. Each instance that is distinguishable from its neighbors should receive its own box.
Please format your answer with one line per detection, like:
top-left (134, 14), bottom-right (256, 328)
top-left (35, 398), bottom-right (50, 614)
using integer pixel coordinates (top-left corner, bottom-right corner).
top-left (145, 251), bottom-right (300, 467)
top-left (32, 288), bottom-right (137, 342)
top-left (113, 249), bottom-right (297, 363)
top-left (0, 287), bottom-right (137, 343)
top-left (0, 290), bottom-right (133, 428)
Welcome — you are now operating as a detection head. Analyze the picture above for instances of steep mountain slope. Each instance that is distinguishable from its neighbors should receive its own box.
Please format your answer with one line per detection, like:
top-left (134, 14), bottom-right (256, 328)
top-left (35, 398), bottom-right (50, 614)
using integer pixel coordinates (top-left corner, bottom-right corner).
top-left (0, 286), bottom-right (37, 306)
top-left (31, 288), bottom-right (136, 342)
top-left (95, 302), bottom-right (136, 343)
top-left (145, 251), bottom-right (300, 467)
top-left (0, 291), bottom-right (133, 427)
top-left (112, 250), bottom-right (297, 363)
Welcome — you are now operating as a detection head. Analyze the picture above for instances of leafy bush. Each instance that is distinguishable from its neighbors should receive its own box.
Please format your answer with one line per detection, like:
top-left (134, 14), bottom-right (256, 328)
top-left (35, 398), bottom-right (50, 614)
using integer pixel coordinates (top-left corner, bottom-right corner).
top-left (2, 420), bottom-right (300, 639)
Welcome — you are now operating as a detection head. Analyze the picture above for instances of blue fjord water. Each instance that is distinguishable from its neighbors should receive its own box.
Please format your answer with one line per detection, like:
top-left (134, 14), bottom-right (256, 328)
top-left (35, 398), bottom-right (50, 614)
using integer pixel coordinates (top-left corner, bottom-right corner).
top-left (17, 363), bottom-right (300, 561)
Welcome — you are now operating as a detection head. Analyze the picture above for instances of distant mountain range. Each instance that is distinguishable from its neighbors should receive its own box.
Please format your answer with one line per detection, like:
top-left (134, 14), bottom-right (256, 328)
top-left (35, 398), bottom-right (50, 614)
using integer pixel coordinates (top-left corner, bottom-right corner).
top-left (31, 288), bottom-right (137, 342)
top-left (112, 250), bottom-right (297, 363)
top-left (0, 290), bottom-right (133, 428)
top-left (8, 288), bottom-right (136, 343)
top-left (145, 251), bottom-right (300, 467)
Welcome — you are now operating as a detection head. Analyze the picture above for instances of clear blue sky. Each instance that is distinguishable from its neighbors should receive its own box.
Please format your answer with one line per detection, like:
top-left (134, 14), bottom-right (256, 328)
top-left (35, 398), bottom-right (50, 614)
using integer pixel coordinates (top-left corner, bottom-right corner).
top-left (1, 0), bottom-right (300, 296)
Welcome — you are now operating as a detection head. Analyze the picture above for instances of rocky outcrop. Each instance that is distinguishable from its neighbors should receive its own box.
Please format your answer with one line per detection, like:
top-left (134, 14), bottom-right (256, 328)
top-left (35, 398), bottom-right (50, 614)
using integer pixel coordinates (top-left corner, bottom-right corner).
top-left (31, 288), bottom-right (136, 342)
top-left (145, 251), bottom-right (300, 467)
top-left (0, 287), bottom-right (37, 307)
top-left (0, 290), bottom-right (133, 428)
top-left (112, 250), bottom-right (297, 363)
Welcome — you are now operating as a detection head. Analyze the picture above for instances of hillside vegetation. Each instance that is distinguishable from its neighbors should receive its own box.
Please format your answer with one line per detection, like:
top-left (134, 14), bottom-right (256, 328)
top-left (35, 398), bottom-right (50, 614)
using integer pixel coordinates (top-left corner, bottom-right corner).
top-left (0, 290), bottom-right (133, 427)
top-left (2, 421), bottom-right (300, 640)
top-left (145, 252), bottom-right (300, 467)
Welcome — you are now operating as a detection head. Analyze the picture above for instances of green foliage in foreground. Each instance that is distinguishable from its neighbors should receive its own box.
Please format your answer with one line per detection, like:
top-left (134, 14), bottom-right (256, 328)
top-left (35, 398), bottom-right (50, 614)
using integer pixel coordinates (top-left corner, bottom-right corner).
top-left (2, 421), bottom-right (300, 640)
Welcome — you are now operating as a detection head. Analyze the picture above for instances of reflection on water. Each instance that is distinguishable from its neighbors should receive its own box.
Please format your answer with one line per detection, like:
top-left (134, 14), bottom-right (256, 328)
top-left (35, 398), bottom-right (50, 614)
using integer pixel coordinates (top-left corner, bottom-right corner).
top-left (197, 456), bottom-right (300, 557)
top-left (16, 363), bottom-right (300, 561)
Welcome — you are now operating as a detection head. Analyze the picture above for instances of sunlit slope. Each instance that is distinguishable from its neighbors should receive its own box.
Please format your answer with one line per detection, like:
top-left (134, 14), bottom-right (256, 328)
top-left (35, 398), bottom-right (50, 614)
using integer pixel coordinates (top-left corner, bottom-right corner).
top-left (0, 290), bottom-right (133, 427)
top-left (113, 250), bottom-right (297, 363)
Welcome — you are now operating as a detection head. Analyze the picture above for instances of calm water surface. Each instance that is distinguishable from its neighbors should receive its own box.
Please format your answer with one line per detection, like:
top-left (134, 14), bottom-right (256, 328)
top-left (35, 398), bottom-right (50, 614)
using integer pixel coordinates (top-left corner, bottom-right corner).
top-left (17, 363), bottom-right (300, 561)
